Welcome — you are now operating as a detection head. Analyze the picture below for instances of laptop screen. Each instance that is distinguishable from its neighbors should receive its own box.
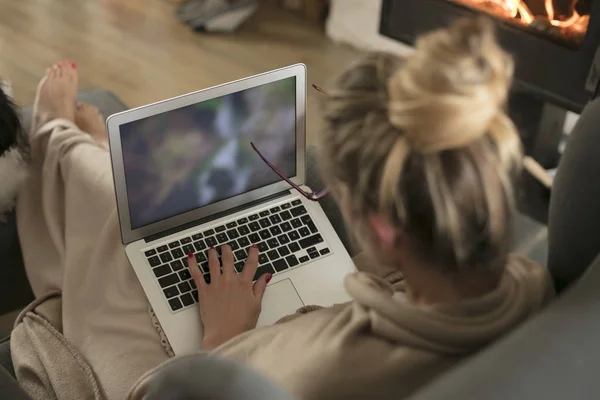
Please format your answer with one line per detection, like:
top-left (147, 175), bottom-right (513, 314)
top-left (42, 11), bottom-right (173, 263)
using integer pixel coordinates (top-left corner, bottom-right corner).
top-left (120, 77), bottom-right (297, 230)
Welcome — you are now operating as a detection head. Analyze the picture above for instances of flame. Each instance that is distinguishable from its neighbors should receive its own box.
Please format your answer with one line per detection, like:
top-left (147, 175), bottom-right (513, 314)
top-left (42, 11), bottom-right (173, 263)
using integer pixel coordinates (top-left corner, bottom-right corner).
top-left (455, 0), bottom-right (589, 36)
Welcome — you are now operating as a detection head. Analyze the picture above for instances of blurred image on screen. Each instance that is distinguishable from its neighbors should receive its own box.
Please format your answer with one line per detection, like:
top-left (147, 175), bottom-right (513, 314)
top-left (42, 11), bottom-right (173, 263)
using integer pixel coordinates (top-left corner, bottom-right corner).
top-left (120, 77), bottom-right (297, 229)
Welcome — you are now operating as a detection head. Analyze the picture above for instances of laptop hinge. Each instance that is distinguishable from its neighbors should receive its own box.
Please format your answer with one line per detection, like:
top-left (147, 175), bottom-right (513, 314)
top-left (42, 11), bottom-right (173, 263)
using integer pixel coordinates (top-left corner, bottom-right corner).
top-left (144, 190), bottom-right (291, 243)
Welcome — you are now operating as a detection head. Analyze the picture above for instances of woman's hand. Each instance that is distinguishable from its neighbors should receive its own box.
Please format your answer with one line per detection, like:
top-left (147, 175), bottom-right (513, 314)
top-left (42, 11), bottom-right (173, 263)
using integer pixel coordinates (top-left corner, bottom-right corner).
top-left (187, 245), bottom-right (272, 350)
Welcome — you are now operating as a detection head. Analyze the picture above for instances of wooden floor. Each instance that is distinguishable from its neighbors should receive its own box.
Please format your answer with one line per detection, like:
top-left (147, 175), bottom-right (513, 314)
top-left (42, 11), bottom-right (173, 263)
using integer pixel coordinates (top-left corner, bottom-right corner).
top-left (0, 0), bottom-right (361, 144)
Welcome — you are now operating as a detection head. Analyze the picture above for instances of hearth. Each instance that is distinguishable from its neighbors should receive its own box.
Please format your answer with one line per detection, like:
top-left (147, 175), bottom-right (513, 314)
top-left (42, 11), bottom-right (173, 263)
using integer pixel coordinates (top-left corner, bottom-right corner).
top-left (379, 0), bottom-right (600, 221)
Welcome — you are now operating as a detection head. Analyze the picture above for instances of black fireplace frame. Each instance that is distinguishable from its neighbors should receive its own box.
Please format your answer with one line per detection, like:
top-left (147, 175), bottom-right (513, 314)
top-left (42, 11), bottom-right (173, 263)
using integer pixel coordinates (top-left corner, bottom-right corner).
top-left (380, 0), bottom-right (600, 113)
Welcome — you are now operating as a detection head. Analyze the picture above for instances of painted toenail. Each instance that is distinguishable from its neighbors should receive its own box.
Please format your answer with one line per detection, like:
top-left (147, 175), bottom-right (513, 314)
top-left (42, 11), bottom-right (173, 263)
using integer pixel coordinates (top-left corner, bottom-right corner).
top-left (71, 62), bottom-right (77, 69)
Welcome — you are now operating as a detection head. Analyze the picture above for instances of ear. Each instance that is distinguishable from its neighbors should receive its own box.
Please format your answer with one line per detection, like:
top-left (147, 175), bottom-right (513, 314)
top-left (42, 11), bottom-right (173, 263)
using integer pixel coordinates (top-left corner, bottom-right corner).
top-left (368, 214), bottom-right (399, 251)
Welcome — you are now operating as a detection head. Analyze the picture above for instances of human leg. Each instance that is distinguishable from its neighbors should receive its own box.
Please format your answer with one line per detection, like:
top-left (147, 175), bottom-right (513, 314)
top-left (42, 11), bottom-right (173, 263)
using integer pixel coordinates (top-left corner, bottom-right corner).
top-left (17, 62), bottom-right (168, 399)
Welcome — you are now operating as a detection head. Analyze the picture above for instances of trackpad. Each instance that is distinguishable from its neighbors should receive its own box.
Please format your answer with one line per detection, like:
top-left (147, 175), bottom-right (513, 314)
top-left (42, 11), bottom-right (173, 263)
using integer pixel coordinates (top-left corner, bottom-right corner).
top-left (257, 279), bottom-right (304, 327)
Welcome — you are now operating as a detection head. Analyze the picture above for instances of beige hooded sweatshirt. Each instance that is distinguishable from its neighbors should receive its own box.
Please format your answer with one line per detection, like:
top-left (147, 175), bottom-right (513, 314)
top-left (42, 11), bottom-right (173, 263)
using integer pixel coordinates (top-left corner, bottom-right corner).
top-left (209, 254), bottom-right (553, 400)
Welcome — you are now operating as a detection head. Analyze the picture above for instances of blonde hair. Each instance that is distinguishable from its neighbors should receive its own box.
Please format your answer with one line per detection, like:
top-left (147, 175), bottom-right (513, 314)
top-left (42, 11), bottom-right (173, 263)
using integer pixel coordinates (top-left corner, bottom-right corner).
top-left (320, 17), bottom-right (522, 275)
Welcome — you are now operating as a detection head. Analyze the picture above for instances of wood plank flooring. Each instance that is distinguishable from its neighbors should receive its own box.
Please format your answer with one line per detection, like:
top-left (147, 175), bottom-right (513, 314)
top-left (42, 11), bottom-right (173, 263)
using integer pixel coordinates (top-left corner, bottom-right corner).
top-left (0, 0), bottom-right (361, 143)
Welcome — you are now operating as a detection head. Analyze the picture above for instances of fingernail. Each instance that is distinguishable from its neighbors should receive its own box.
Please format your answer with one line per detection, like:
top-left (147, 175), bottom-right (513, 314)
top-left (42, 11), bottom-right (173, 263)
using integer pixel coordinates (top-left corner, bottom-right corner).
top-left (187, 252), bottom-right (194, 259)
top-left (265, 274), bottom-right (273, 284)
top-left (251, 244), bottom-right (257, 249)
top-left (210, 246), bottom-right (214, 250)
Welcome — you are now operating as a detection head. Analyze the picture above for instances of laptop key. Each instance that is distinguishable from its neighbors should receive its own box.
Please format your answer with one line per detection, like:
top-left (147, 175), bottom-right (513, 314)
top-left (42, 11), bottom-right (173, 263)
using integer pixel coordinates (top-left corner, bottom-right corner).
top-left (289, 242), bottom-right (301, 253)
top-left (237, 217), bottom-right (248, 224)
top-left (279, 246), bottom-right (291, 257)
top-left (171, 248), bottom-right (184, 259)
top-left (259, 210), bottom-right (270, 217)
top-left (292, 199), bottom-right (302, 206)
top-left (259, 218), bottom-right (271, 228)
top-left (286, 255), bottom-right (299, 267)
top-left (269, 214), bottom-right (282, 224)
top-left (159, 273), bottom-right (180, 288)
top-left (301, 215), bottom-right (312, 225)
top-left (201, 262), bottom-right (209, 273)
top-left (215, 225), bottom-right (226, 233)
top-left (188, 279), bottom-right (196, 289)
top-left (267, 250), bottom-right (279, 261)
top-left (259, 254), bottom-right (269, 264)
top-left (249, 214), bottom-right (259, 221)
top-left (229, 241), bottom-right (240, 251)
top-left (181, 293), bottom-right (194, 307)
top-left (238, 225), bottom-right (250, 235)
top-left (148, 256), bottom-right (161, 267)
top-left (238, 237), bottom-right (250, 247)
top-left (290, 218), bottom-right (302, 229)
top-left (153, 265), bottom-right (171, 278)
top-left (182, 244), bottom-right (195, 254)
top-left (170, 260), bottom-right (184, 271)
top-left (227, 229), bottom-right (239, 240)
top-left (235, 249), bottom-right (248, 260)
top-left (299, 255), bottom-right (310, 263)
top-left (270, 206), bottom-right (281, 213)
top-left (309, 251), bottom-right (320, 259)
top-left (195, 252), bottom-right (207, 263)
top-left (157, 245), bottom-right (169, 253)
top-left (278, 234), bottom-right (290, 245)
top-left (298, 227), bottom-right (310, 237)
top-left (280, 210), bottom-right (292, 221)
top-left (179, 270), bottom-right (192, 281)
top-left (249, 222), bottom-right (261, 232)
top-left (254, 264), bottom-right (275, 282)
top-left (290, 206), bottom-right (307, 217)
top-left (267, 238), bottom-right (279, 249)
top-left (192, 233), bottom-right (203, 240)
top-left (178, 281), bottom-right (191, 294)
top-left (205, 237), bottom-right (217, 247)
top-left (281, 222), bottom-right (292, 232)
top-left (249, 233), bottom-right (260, 243)
top-left (216, 233), bottom-right (228, 243)
top-left (163, 286), bottom-right (179, 299)
top-left (226, 222), bottom-right (237, 229)
top-left (259, 230), bottom-right (271, 240)
top-left (234, 261), bottom-right (244, 273)
top-left (203, 274), bottom-right (211, 284)
top-left (299, 234), bottom-right (324, 249)
top-left (145, 249), bottom-right (157, 257)
top-left (257, 242), bottom-right (268, 252)
top-left (203, 229), bottom-right (214, 236)
top-left (281, 202), bottom-right (292, 209)
top-left (169, 298), bottom-right (183, 311)
top-left (307, 247), bottom-right (317, 254)
top-left (288, 231), bottom-right (300, 241)
top-left (269, 226), bottom-right (282, 236)
top-left (160, 253), bottom-right (173, 263)
top-left (193, 240), bottom-right (206, 251)
top-left (192, 289), bottom-right (198, 302)
top-left (181, 237), bottom-right (192, 244)
top-left (168, 241), bottom-right (180, 249)
top-left (320, 248), bottom-right (331, 256)
top-left (273, 259), bottom-right (288, 272)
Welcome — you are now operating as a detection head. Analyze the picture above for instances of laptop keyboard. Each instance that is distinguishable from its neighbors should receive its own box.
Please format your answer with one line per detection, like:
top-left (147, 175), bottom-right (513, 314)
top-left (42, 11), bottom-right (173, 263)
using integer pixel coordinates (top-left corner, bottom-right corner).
top-left (143, 199), bottom-right (332, 313)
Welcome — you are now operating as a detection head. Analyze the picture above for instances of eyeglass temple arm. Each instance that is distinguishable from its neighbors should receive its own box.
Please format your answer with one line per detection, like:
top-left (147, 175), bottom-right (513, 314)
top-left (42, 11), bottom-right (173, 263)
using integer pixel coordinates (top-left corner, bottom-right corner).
top-left (250, 142), bottom-right (312, 198)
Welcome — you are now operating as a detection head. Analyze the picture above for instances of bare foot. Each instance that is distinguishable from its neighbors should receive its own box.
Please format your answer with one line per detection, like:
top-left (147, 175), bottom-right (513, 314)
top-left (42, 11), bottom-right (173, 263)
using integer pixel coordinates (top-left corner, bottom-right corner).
top-left (75, 102), bottom-right (107, 142)
top-left (32, 61), bottom-right (78, 125)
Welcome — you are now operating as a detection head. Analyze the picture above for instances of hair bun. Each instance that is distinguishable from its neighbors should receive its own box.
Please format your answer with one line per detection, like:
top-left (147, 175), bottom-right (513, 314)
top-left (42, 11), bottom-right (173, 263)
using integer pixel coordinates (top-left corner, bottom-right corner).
top-left (387, 17), bottom-right (514, 153)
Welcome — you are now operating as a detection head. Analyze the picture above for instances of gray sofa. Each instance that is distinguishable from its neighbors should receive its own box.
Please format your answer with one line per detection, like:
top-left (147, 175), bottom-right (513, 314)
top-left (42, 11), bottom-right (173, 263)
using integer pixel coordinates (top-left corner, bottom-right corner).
top-left (0, 90), bottom-right (596, 399)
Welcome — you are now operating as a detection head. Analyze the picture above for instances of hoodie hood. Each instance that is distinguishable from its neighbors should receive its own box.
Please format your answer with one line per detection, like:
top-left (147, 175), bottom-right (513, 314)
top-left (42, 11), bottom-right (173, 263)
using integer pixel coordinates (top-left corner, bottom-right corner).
top-left (344, 254), bottom-right (554, 355)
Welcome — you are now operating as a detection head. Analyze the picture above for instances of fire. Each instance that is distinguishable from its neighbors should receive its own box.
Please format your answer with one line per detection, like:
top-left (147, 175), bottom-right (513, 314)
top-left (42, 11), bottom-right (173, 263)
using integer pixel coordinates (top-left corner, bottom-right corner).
top-left (453, 0), bottom-right (589, 42)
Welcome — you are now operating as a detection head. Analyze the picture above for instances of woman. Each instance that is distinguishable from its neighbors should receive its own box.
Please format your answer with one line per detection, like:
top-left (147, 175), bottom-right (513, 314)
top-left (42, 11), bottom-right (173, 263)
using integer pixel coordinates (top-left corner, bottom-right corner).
top-left (14, 18), bottom-right (552, 400)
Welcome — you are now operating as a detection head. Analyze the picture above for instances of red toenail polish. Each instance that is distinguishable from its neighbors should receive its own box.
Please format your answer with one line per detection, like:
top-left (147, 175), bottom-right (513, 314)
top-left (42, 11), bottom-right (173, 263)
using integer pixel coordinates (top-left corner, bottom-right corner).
top-left (71, 62), bottom-right (77, 69)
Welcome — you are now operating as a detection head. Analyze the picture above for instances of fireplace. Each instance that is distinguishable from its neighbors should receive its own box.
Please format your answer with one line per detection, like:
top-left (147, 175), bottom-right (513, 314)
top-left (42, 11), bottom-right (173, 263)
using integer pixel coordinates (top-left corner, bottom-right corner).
top-left (380, 0), bottom-right (600, 220)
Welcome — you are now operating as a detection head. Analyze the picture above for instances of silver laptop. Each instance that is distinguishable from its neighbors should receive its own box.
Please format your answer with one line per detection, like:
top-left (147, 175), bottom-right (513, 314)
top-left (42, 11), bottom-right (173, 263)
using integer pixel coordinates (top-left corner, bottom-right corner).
top-left (106, 65), bottom-right (355, 356)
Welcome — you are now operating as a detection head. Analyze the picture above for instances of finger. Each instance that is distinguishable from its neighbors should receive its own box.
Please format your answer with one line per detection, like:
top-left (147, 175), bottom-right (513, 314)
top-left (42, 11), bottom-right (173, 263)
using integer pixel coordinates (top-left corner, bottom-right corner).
top-left (187, 252), bottom-right (206, 290)
top-left (241, 245), bottom-right (259, 281)
top-left (207, 247), bottom-right (221, 282)
top-left (253, 273), bottom-right (272, 303)
top-left (221, 244), bottom-right (235, 277)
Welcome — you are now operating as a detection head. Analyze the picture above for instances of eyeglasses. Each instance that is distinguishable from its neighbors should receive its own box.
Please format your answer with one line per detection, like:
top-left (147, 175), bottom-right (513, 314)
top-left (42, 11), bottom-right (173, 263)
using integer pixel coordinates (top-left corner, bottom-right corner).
top-left (250, 84), bottom-right (331, 202)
